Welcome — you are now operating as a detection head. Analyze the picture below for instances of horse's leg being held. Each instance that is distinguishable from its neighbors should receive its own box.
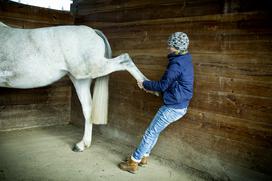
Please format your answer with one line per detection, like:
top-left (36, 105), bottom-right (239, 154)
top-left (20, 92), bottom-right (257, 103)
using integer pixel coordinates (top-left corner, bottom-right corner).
top-left (98, 54), bottom-right (146, 81)
top-left (118, 53), bottom-right (148, 82)
top-left (69, 75), bottom-right (93, 152)
top-left (102, 53), bottom-right (159, 96)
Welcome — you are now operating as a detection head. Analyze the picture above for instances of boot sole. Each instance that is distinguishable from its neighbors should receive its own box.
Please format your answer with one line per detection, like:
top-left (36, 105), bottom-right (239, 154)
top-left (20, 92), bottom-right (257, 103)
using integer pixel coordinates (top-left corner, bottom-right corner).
top-left (128, 170), bottom-right (136, 174)
top-left (138, 163), bottom-right (147, 167)
top-left (118, 162), bottom-right (137, 174)
top-left (123, 157), bottom-right (147, 167)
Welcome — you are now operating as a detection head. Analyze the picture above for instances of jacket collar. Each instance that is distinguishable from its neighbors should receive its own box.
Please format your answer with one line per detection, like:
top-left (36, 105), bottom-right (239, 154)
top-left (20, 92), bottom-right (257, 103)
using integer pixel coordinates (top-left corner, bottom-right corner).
top-left (167, 50), bottom-right (188, 61)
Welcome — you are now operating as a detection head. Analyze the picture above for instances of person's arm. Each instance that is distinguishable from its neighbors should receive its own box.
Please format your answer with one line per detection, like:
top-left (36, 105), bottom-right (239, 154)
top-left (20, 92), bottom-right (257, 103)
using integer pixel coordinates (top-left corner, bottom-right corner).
top-left (143, 63), bottom-right (180, 92)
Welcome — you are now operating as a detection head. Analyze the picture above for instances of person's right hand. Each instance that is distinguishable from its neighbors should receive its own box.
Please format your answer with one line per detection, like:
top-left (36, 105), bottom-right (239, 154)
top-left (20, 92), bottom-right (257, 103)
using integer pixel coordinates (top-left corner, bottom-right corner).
top-left (137, 81), bottom-right (144, 89)
top-left (137, 80), bottom-right (160, 96)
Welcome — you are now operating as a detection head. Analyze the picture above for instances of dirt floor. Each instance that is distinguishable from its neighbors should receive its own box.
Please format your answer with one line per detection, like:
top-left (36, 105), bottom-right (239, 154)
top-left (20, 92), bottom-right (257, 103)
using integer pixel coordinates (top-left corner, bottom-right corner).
top-left (0, 125), bottom-right (209, 181)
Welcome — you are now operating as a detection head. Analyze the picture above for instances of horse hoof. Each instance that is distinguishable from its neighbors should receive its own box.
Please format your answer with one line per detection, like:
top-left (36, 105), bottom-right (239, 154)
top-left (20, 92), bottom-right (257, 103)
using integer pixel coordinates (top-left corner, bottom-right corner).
top-left (72, 144), bottom-right (83, 152)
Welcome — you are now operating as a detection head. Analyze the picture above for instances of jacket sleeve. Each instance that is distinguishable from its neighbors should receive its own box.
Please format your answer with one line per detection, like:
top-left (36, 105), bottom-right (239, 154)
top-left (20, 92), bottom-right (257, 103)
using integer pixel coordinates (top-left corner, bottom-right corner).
top-left (143, 63), bottom-right (180, 92)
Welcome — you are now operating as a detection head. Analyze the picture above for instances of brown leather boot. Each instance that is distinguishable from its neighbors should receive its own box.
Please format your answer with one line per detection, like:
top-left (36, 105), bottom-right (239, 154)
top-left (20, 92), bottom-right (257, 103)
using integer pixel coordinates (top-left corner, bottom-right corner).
top-left (124, 156), bottom-right (148, 167)
top-left (138, 156), bottom-right (148, 167)
top-left (118, 157), bottom-right (139, 174)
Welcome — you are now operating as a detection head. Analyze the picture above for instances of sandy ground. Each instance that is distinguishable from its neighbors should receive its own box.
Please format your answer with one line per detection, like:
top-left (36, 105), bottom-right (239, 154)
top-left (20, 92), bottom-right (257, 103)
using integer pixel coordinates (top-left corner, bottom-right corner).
top-left (0, 125), bottom-right (209, 181)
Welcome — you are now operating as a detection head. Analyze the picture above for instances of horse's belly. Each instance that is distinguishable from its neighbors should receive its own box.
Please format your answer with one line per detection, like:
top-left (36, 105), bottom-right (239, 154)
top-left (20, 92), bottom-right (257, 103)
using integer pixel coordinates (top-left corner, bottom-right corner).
top-left (0, 65), bottom-right (66, 89)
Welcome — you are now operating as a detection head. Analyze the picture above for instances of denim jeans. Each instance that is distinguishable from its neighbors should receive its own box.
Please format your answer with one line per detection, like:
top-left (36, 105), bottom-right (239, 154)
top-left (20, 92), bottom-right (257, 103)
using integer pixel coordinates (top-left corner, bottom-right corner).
top-left (131, 105), bottom-right (187, 162)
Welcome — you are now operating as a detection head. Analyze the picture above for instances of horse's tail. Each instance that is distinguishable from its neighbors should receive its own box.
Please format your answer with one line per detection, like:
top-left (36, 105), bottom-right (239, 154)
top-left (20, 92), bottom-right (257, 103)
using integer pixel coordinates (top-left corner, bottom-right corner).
top-left (91, 29), bottom-right (112, 124)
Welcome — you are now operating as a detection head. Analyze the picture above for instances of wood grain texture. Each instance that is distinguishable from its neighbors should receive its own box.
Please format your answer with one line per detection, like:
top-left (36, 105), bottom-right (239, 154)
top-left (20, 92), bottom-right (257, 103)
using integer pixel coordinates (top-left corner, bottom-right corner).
top-left (0, 0), bottom-right (74, 28)
top-left (73, 0), bottom-right (272, 180)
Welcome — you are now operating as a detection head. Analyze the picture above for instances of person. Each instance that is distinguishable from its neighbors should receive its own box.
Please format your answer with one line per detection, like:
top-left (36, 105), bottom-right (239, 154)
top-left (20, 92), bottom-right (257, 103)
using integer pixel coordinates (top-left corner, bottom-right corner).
top-left (118, 32), bottom-right (194, 174)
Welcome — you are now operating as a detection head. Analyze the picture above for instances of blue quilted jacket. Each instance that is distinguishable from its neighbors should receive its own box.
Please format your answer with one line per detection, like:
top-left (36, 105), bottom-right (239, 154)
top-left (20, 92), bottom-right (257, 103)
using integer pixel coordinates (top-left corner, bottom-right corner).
top-left (143, 52), bottom-right (194, 109)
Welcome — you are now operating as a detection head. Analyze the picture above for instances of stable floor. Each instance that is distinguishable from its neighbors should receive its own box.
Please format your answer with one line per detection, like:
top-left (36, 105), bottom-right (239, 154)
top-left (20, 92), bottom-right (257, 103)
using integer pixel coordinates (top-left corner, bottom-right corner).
top-left (0, 125), bottom-right (207, 181)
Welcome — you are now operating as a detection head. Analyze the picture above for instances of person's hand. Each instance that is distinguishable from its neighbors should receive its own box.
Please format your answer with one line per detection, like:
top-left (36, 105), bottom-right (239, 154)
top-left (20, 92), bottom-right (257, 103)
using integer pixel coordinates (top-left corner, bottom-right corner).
top-left (137, 80), bottom-right (150, 92)
top-left (137, 81), bottom-right (144, 89)
top-left (137, 80), bottom-right (160, 96)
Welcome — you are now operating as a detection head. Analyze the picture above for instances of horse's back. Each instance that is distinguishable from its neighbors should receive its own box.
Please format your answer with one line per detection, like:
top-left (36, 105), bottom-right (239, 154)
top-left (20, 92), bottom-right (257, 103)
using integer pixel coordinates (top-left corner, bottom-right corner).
top-left (0, 25), bottom-right (104, 88)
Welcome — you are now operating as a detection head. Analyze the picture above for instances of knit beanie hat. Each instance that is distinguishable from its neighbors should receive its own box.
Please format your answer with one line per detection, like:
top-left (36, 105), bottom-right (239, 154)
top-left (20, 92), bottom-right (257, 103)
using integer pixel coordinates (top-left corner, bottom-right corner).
top-left (168, 32), bottom-right (189, 51)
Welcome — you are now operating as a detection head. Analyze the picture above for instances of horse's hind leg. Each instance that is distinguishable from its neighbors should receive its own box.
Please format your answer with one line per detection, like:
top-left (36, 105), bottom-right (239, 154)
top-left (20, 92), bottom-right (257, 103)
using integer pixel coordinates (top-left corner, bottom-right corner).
top-left (69, 75), bottom-right (93, 152)
top-left (98, 53), bottom-right (159, 96)
top-left (95, 53), bottom-right (147, 81)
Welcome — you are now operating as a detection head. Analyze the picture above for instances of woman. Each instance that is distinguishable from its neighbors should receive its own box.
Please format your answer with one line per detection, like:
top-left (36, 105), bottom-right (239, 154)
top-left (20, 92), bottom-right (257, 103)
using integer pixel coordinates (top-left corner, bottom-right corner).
top-left (118, 32), bottom-right (194, 173)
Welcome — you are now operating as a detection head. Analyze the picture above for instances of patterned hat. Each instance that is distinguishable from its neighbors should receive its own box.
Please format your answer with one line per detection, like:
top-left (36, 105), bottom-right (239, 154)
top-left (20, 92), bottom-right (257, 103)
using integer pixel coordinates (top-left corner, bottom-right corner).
top-left (168, 32), bottom-right (189, 51)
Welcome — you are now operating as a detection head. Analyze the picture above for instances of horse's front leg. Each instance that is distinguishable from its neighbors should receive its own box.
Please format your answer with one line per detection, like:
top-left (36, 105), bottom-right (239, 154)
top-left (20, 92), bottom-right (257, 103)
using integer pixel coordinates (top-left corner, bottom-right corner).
top-left (69, 76), bottom-right (93, 152)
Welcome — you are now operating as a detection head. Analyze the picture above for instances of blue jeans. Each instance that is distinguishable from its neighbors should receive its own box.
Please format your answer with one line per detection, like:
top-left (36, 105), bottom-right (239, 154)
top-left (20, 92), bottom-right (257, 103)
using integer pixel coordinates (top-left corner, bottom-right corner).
top-left (131, 105), bottom-right (187, 162)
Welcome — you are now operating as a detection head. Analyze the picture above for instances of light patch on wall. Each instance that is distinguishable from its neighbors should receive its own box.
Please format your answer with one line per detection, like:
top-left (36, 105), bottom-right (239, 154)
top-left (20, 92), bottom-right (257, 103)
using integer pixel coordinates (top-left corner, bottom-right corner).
top-left (11, 0), bottom-right (73, 11)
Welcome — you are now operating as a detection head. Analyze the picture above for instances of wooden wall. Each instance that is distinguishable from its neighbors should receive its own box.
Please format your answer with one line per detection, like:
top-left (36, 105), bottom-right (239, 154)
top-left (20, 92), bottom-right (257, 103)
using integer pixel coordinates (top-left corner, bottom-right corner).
top-left (0, 1), bottom-right (74, 131)
top-left (73, 0), bottom-right (272, 180)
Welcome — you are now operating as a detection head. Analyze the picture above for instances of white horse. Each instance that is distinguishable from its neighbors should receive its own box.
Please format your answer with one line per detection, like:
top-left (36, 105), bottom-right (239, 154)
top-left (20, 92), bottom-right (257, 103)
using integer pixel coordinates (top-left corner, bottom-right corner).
top-left (0, 22), bottom-right (157, 152)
